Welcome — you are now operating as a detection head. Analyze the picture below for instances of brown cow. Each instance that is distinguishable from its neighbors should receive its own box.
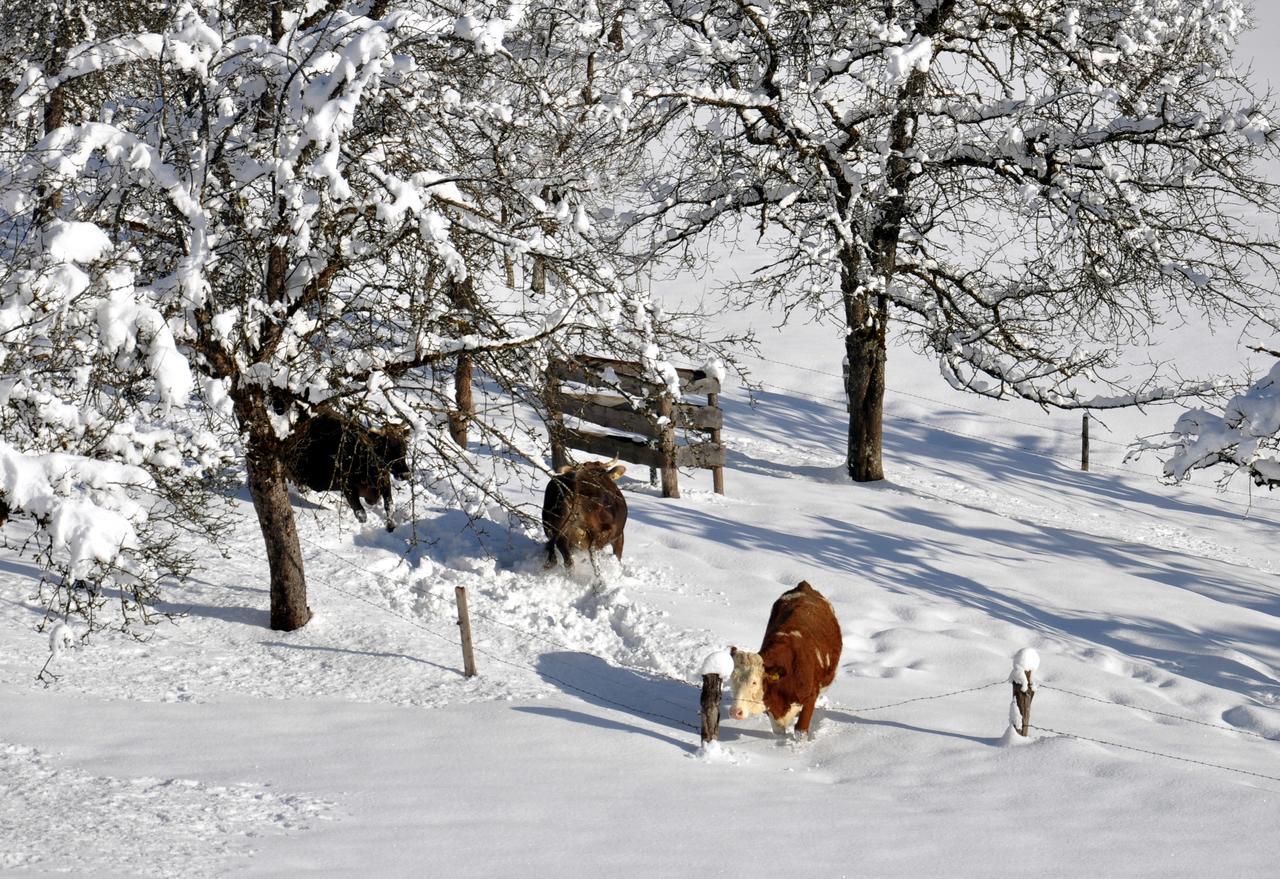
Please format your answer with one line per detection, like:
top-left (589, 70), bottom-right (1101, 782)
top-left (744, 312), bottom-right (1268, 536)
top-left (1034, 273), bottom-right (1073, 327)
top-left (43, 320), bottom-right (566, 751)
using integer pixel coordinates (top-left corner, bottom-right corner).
top-left (542, 459), bottom-right (627, 570)
top-left (728, 581), bottom-right (842, 737)
top-left (284, 411), bottom-right (410, 531)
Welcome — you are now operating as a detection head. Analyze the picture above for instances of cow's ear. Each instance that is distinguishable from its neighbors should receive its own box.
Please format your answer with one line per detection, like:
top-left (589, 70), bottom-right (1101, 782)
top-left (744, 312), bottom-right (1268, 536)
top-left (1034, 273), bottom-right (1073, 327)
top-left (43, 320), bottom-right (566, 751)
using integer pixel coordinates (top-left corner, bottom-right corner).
top-left (556, 465), bottom-right (575, 475)
top-left (608, 465), bottom-right (626, 480)
top-left (729, 645), bottom-right (738, 658)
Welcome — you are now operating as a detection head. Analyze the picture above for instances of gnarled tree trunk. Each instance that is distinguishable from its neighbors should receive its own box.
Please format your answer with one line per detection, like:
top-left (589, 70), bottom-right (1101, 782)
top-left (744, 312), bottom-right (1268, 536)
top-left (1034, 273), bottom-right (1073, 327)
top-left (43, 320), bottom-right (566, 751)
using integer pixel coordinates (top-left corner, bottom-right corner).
top-left (245, 445), bottom-right (311, 631)
top-left (843, 281), bottom-right (888, 483)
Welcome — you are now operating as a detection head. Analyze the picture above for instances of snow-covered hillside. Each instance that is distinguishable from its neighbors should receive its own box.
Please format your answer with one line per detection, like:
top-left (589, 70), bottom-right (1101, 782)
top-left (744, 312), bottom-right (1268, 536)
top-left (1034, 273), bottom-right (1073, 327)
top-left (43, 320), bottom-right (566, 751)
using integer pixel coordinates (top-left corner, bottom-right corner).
top-left (3, 293), bottom-right (1279, 876)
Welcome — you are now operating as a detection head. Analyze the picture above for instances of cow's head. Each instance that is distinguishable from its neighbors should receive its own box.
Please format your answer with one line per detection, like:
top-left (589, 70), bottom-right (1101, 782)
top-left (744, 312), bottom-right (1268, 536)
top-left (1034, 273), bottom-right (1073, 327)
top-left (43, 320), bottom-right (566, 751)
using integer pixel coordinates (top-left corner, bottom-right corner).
top-left (559, 459), bottom-right (626, 480)
top-left (728, 646), bottom-right (772, 720)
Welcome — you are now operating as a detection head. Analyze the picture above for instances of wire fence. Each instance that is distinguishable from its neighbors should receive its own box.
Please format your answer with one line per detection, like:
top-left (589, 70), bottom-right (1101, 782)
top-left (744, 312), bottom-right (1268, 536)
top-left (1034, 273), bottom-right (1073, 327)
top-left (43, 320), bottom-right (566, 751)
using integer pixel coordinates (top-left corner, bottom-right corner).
top-left (288, 352), bottom-right (1280, 783)
top-left (293, 530), bottom-right (1280, 791)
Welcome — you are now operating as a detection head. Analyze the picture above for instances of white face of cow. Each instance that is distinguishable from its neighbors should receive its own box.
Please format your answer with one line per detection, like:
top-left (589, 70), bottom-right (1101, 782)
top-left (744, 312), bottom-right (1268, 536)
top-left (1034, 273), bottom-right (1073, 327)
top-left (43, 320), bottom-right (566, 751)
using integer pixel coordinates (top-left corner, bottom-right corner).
top-left (728, 650), bottom-right (766, 721)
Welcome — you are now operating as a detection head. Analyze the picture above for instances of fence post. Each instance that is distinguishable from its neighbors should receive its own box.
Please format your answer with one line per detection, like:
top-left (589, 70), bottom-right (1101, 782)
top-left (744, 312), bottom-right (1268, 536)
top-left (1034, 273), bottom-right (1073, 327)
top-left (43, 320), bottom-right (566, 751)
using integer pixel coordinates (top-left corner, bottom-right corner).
top-left (455, 586), bottom-right (477, 678)
top-left (1081, 413), bottom-right (1089, 472)
top-left (708, 390), bottom-right (725, 495)
top-left (657, 392), bottom-right (680, 498)
top-left (700, 673), bottom-right (722, 744)
top-left (1012, 670), bottom-right (1035, 736)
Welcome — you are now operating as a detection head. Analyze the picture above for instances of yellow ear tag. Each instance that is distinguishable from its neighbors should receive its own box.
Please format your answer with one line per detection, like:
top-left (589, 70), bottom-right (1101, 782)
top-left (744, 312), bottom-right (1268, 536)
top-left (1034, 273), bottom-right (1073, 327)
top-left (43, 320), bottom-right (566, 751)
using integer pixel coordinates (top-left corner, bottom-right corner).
top-left (765, 672), bottom-right (781, 682)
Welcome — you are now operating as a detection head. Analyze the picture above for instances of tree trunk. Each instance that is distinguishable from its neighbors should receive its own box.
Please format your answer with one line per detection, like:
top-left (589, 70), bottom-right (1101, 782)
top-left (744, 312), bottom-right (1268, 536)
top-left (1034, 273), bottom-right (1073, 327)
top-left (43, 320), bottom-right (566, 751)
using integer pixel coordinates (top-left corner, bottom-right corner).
top-left (838, 66), bottom-right (927, 483)
top-left (843, 286), bottom-right (887, 483)
top-left (245, 447), bottom-right (311, 631)
top-left (449, 353), bottom-right (473, 448)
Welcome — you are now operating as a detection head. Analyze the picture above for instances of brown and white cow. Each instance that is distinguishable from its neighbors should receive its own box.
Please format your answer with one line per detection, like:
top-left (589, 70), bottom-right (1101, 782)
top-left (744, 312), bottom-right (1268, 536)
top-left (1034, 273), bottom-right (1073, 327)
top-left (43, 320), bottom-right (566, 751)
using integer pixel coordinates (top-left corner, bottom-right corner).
top-left (542, 459), bottom-right (627, 570)
top-left (729, 581), bottom-right (842, 737)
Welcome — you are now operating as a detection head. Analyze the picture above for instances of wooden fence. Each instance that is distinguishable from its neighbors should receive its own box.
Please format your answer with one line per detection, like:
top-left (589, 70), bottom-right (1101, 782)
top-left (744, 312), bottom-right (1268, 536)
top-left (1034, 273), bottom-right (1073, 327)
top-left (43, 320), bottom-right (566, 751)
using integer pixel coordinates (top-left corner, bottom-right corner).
top-left (546, 355), bottom-right (725, 498)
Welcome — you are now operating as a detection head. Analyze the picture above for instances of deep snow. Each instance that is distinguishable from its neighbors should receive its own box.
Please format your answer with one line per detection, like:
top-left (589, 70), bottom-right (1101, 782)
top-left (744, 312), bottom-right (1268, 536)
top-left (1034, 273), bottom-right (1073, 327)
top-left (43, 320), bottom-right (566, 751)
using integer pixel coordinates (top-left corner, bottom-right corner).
top-left (4, 296), bottom-right (1280, 876)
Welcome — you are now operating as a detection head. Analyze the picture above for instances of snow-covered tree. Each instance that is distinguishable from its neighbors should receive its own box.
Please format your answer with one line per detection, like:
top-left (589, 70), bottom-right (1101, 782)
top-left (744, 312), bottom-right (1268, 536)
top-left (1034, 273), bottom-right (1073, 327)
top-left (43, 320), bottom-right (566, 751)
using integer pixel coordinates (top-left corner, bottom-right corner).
top-left (1146, 346), bottom-right (1280, 488)
top-left (0, 1), bottom-right (683, 632)
top-left (641, 0), bottom-right (1280, 480)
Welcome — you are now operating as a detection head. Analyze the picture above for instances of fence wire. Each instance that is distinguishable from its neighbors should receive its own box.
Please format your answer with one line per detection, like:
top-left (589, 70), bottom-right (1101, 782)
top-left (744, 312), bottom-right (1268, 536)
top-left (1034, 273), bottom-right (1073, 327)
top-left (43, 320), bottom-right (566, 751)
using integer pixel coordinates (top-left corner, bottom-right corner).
top-left (1041, 684), bottom-right (1278, 742)
top-left (294, 535), bottom-right (1280, 795)
top-left (1030, 724), bottom-right (1280, 786)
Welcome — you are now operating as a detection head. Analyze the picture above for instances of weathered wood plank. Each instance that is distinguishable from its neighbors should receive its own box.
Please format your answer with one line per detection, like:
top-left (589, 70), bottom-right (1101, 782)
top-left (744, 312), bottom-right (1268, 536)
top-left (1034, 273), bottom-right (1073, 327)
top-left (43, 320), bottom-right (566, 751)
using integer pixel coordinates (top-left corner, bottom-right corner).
top-left (552, 357), bottom-right (721, 396)
top-left (551, 361), bottom-right (659, 397)
top-left (676, 402), bottom-right (722, 431)
top-left (558, 394), bottom-right (659, 438)
top-left (559, 392), bottom-right (720, 432)
top-left (675, 441), bottom-right (725, 469)
top-left (561, 428), bottom-right (667, 469)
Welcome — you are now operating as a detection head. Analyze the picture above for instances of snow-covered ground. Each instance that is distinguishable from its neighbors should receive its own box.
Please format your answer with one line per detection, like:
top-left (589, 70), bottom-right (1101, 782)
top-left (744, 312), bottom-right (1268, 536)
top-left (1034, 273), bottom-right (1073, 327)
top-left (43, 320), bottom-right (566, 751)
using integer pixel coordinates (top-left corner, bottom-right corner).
top-left (7, 14), bottom-right (1280, 878)
top-left (4, 291), bottom-right (1280, 876)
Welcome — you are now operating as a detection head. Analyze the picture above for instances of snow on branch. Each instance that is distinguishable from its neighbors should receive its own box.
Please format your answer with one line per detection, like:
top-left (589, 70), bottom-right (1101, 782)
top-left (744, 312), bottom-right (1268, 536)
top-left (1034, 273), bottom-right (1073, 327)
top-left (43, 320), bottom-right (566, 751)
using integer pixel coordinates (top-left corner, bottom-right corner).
top-left (1145, 353), bottom-right (1280, 487)
top-left (0, 440), bottom-right (147, 580)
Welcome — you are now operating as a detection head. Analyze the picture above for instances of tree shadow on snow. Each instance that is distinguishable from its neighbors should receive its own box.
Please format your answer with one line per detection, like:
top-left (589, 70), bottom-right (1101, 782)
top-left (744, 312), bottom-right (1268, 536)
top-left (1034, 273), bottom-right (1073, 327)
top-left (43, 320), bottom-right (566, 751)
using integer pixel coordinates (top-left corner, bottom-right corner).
top-left (630, 500), bottom-right (1280, 705)
top-left (262, 640), bottom-right (461, 675)
top-left (524, 651), bottom-right (702, 752)
top-left (158, 600), bottom-right (270, 628)
top-left (723, 388), bottom-right (1280, 530)
top-left (826, 710), bottom-right (1001, 747)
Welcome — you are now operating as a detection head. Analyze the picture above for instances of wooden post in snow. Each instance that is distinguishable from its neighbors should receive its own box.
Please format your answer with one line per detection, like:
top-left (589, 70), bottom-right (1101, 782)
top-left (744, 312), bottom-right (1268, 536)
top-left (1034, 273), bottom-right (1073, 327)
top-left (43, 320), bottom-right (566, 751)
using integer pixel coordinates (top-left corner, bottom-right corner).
top-left (455, 586), bottom-right (477, 678)
top-left (1012, 670), bottom-right (1035, 736)
top-left (1010, 647), bottom-right (1040, 737)
top-left (1081, 413), bottom-right (1090, 472)
top-left (700, 673), bottom-right (722, 744)
top-left (708, 390), bottom-right (725, 495)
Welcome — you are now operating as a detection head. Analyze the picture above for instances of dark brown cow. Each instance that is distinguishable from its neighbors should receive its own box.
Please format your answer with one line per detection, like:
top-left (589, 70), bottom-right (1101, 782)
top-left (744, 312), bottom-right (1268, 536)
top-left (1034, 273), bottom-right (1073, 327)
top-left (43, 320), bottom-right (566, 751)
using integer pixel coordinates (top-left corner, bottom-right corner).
top-left (542, 459), bottom-right (627, 570)
top-left (729, 581), bottom-right (842, 737)
top-left (284, 411), bottom-right (410, 531)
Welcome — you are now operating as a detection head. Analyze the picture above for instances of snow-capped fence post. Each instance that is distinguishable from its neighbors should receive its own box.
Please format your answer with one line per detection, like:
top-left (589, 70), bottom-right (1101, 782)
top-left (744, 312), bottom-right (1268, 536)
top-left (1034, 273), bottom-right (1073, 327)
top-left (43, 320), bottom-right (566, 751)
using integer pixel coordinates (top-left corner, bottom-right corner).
top-left (455, 587), bottom-right (477, 678)
top-left (699, 650), bottom-right (734, 746)
top-left (1010, 648), bottom-right (1040, 737)
top-left (1081, 414), bottom-right (1090, 472)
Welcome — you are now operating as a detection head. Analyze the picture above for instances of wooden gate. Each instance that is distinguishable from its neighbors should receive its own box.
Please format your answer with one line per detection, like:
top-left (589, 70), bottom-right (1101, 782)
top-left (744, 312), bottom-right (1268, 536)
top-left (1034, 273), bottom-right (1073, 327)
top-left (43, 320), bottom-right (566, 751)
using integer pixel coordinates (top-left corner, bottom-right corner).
top-left (546, 355), bottom-right (725, 498)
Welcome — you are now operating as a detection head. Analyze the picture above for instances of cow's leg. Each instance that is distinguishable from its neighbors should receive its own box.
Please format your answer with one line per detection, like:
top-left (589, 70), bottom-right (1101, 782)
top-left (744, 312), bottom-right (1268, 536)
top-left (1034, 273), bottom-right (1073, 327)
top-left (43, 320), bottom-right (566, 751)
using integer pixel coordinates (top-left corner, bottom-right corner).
top-left (795, 697), bottom-right (818, 739)
top-left (554, 535), bottom-right (574, 568)
top-left (611, 533), bottom-right (624, 562)
top-left (344, 487), bottom-right (369, 523)
top-left (381, 479), bottom-right (395, 532)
